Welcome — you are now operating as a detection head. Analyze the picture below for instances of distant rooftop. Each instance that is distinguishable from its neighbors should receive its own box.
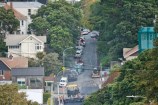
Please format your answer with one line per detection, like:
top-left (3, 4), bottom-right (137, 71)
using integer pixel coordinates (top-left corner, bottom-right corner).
top-left (7, 2), bottom-right (43, 8)
top-left (12, 67), bottom-right (44, 76)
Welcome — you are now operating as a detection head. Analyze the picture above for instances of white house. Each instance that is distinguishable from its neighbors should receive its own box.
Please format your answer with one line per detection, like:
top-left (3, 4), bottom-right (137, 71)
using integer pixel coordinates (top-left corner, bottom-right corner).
top-left (6, 2), bottom-right (43, 34)
top-left (5, 34), bottom-right (46, 58)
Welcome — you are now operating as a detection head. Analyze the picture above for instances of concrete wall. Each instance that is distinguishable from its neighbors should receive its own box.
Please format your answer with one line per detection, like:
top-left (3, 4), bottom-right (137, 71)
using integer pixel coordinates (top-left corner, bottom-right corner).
top-left (19, 89), bottom-right (43, 104)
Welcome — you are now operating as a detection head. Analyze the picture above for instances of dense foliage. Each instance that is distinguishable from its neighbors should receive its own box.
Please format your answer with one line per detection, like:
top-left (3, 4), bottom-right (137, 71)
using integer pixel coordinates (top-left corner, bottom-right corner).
top-left (84, 39), bottom-right (158, 105)
top-left (29, 53), bottom-right (62, 76)
top-left (0, 7), bottom-right (19, 54)
top-left (89, 0), bottom-right (158, 65)
top-left (29, 1), bottom-right (81, 55)
top-left (0, 84), bottom-right (38, 105)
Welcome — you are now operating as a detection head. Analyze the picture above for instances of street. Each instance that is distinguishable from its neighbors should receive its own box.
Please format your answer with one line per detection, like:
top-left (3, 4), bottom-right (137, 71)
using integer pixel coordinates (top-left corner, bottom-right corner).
top-left (64, 33), bottom-right (101, 105)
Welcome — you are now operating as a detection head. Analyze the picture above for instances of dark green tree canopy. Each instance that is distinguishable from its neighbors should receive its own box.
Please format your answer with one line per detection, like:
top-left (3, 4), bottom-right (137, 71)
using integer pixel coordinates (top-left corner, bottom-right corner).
top-left (90, 0), bottom-right (158, 64)
top-left (0, 7), bottom-right (19, 34)
top-left (30, 1), bottom-right (81, 55)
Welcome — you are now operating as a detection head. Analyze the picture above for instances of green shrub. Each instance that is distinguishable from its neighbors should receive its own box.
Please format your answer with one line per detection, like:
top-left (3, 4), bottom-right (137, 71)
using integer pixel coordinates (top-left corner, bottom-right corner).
top-left (43, 92), bottom-right (51, 103)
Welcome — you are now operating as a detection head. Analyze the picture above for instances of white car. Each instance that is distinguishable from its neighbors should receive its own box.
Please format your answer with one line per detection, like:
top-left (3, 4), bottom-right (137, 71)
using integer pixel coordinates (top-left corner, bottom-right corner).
top-left (75, 50), bottom-right (82, 58)
top-left (81, 29), bottom-right (90, 35)
top-left (59, 77), bottom-right (68, 87)
top-left (90, 31), bottom-right (99, 38)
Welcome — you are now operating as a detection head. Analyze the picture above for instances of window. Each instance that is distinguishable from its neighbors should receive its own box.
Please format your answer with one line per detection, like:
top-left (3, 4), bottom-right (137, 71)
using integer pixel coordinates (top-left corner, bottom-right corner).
top-left (35, 44), bottom-right (42, 50)
top-left (0, 70), bottom-right (3, 75)
top-left (21, 20), bottom-right (24, 26)
top-left (17, 78), bottom-right (25, 86)
top-left (28, 9), bottom-right (31, 15)
top-left (9, 46), bottom-right (19, 49)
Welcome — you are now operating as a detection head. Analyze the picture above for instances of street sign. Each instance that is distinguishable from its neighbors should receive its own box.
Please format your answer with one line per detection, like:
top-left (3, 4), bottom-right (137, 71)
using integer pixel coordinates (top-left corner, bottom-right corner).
top-left (62, 66), bottom-right (65, 71)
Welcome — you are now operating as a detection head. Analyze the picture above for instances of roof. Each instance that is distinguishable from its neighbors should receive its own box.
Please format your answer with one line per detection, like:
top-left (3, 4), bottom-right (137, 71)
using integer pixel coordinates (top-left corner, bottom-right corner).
top-left (123, 45), bottom-right (138, 59)
top-left (139, 27), bottom-right (154, 33)
top-left (7, 2), bottom-right (43, 8)
top-left (44, 76), bottom-right (55, 81)
top-left (0, 57), bottom-right (28, 68)
top-left (11, 67), bottom-right (44, 76)
top-left (5, 34), bottom-right (47, 46)
top-left (0, 60), bottom-right (11, 70)
top-left (4, 3), bottom-right (27, 20)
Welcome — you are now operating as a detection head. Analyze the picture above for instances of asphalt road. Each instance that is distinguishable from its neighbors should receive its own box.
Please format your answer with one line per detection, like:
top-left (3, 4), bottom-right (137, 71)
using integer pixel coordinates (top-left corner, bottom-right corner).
top-left (65, 33), bottom-right (100, 105)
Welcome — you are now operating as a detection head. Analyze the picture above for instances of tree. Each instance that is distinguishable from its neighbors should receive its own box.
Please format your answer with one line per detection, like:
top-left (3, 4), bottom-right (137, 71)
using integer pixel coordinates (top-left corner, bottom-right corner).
top-left (30, 1), bottom-right (81, 55)
top-left (0, 84), bottom-right (28, 105)
top-left (29, 17), bottom-right (50, 36)
top-left (42, 53), bottom-right (62, 76)
top-left (49, 26), bottom-right (73, 55)
top-left (89, 0), bottom-right (158, 65)
top-left (0, 7), bottom-right (19, 53)
top-left (0, 7), bottom-right (19, 34)
top-left (84, 39), bottom-right (158, 105)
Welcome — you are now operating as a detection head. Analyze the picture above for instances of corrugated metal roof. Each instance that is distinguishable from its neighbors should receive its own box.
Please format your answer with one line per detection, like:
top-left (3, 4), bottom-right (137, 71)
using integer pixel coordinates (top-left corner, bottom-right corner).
top-left (11, 67), bottom-right (44, 76)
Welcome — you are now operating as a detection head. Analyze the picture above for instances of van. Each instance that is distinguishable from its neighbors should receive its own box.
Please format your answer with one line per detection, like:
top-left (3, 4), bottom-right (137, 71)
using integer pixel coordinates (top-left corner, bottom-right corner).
top-left (59, 77), bottom-right (68, 87)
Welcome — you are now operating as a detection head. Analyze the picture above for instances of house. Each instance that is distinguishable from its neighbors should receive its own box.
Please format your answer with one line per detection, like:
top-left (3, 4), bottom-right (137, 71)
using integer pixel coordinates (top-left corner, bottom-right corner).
top-left (4, 3), bottom-right (27, 35)
top-left (11, 67), bottom-right (44, 89)
top-left (44, 76), bottom-right (55, 92)
top-left (5, 34), bottom-right (47, 58)
top-left (7, 2), bottom-right (43, 24)
top-left (0, 57), bottom-right (28, 84)
top-left (123, 45), bottom-right (138, 61)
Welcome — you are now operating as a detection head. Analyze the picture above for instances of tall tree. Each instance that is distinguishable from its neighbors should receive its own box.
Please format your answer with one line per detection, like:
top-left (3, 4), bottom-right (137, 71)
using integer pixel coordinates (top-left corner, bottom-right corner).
top-left (29, 1), bottom-right (81, 55)
top-left (0, 7), bottom-right (19, 54)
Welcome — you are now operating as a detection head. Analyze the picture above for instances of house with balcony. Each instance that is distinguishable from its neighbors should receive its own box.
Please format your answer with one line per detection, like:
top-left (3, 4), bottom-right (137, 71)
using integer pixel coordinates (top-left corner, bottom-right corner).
top-left (5, 34), bottom-right (46, 58)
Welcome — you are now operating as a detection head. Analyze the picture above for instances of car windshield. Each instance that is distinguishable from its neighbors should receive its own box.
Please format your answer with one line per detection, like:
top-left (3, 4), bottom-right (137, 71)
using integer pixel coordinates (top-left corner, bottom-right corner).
top-left (60, 80), bottom-right (66, 82)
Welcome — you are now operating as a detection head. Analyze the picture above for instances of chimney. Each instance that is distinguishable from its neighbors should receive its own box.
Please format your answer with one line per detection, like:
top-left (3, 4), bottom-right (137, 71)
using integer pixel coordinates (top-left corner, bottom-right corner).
top-left (10, 1), bottom-right (12, 9)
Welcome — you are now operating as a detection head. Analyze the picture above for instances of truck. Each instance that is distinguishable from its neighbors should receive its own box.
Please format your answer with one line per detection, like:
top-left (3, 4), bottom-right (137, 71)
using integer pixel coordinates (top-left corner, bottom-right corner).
top-left (63, 84), bottom-right (84, 103)
top-left (91, 68), bottom-right (101, 78)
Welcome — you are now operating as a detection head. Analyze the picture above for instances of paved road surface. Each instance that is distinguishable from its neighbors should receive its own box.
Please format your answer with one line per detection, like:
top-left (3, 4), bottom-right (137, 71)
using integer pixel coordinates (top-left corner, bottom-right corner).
top-left (64, 33), bottom-right (101, 105)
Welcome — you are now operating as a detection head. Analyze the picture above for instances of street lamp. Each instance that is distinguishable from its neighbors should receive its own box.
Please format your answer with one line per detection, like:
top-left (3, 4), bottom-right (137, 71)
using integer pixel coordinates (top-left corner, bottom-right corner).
top-left (63, 47), bottom-right (73, 67)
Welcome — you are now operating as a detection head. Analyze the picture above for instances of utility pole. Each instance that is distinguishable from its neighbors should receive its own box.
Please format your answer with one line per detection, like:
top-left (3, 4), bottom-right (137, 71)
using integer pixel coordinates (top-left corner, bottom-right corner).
top-left (100, 63), bottom-right (103, 88)
top-left (50, 83), bottom-right (53, 105)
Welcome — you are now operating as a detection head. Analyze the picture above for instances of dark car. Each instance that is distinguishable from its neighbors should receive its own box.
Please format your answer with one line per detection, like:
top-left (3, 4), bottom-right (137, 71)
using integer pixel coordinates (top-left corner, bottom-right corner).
top-left (68, 74), bottom-right (77, 82)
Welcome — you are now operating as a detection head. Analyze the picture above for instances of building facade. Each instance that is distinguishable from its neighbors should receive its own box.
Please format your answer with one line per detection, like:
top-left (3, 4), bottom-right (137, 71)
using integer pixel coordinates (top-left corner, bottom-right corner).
top-left (5, 34), bottom-right (46, 58)
top-left (138, 27), bottom-right (157, 53)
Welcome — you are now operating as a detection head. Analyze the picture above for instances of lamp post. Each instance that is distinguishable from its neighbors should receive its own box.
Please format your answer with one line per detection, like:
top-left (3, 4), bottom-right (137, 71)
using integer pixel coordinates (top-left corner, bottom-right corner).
top-left (62, 47), bottom-right (73, 67)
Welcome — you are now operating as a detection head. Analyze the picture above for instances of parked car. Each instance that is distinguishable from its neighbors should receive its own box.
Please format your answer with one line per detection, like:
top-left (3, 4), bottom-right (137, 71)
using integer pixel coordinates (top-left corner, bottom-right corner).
top-left (76, 46), bottom-right (83, 53)
top-left (75, 50), bottom-right (82, 58)
top-left (90, 31), bottom-right (99, 38)
top-left (81, 29), bottom-right (90, 35)
top-left (68, 74), bottom-right (77, 82)
top-left (80, 36), bottom-right (85, 41)
top-left (59, 77), bottom-right (68, 87)
top-left (91, 68), bottom-right (101, 78)
top-left (80, 41), bottom-right (86, 47)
